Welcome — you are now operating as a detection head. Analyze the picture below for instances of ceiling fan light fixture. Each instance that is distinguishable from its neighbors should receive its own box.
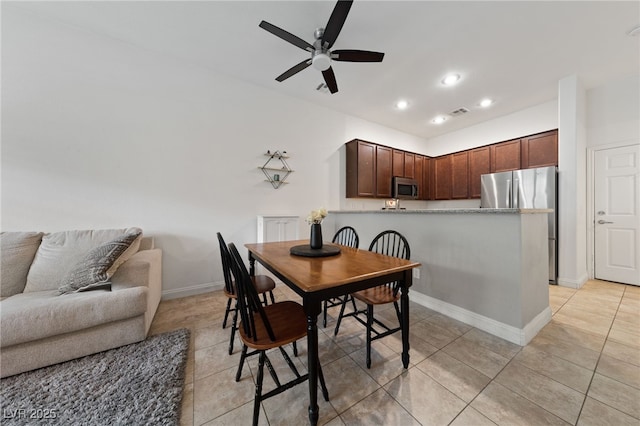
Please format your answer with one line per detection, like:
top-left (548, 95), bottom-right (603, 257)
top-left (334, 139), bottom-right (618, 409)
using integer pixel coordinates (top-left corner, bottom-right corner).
top-left (312, 52), bottom-right (332, 71)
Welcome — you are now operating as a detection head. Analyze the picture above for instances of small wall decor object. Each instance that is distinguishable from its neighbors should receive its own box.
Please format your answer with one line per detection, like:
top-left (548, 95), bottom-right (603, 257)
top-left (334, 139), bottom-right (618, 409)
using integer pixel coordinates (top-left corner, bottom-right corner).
top-left (259, 150), bottom-right (292, 189)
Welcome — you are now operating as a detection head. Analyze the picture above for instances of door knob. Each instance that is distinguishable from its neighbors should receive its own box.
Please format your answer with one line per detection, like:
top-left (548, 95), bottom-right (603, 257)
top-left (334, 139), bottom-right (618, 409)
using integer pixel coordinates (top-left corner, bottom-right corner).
top-left (598, 219), bottom-right (613, 224)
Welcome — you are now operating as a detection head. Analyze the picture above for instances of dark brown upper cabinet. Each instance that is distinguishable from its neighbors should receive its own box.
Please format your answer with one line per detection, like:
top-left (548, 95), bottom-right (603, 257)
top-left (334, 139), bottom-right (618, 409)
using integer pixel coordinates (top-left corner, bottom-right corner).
top-left (345, 129), bottom-right (556, 200)
top-left (521, 130), bottom-right (558, 169)
top-left (404, 152), bottom-right (415, 179)
top-left (414, 155), bottom-right (424, 199)
top-left (451, 151), bottom-right (470, 199)
top-left (375, 145), bottom-right (393, 198)
top-left (346, 139), bottom-right (396, 198)
top-left (422, 157), bottom-right (432, 200)
top-left (469, 146), bottom-right (491, 198)
top-left (433, 155), bottom-right (453, 200)
top-left (346, 140), bottom-right (376, 198)
top-left (490, 139), bottom-right (522, 172)
top-left (392, 149), bottom-right (405, 178)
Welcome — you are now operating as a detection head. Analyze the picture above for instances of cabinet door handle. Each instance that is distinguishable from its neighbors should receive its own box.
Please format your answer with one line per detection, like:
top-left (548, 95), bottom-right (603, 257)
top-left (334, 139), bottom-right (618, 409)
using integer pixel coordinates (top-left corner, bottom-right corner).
top-left (597, 220), bottom-right (614, 224)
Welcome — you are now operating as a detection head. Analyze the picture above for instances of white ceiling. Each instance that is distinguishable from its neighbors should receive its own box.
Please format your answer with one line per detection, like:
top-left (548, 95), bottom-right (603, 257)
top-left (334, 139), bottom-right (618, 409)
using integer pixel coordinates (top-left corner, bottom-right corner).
top-left (7, 1), bottom-right (640, 140)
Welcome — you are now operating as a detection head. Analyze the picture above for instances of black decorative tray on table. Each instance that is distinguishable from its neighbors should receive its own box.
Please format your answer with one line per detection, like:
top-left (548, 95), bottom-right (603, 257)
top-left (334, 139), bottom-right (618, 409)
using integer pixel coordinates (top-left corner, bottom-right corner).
top-left (290, 244), bottom-right (341, 257)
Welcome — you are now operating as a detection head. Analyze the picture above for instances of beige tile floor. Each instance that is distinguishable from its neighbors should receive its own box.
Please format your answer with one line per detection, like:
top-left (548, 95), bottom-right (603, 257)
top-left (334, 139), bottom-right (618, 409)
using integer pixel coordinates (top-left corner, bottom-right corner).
top-left (149, 280), bottom-right (640, 425)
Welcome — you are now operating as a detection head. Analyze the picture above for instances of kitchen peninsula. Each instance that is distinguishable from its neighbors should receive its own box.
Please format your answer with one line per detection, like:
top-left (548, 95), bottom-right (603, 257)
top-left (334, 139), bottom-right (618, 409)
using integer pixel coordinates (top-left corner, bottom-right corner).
top-left (324, 208), bottom-right (552, 345)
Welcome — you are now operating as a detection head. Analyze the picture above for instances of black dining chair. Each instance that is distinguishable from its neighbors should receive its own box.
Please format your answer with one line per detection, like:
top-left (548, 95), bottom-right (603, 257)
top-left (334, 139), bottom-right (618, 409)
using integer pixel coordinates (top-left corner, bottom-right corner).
top-left (322, 226), bottom-right (360, 328)
top-left (334, 230), bottom-right (411, 368)
top-left (217, 232), bottom-right (276, 355)
top-left (227, 242), bottom-right (329, 426)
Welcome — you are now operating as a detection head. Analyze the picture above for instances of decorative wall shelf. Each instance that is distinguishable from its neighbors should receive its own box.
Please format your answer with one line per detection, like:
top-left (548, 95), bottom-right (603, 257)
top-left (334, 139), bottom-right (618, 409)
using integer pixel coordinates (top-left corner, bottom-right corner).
top-left (259, 150), bottom-right (292, 189)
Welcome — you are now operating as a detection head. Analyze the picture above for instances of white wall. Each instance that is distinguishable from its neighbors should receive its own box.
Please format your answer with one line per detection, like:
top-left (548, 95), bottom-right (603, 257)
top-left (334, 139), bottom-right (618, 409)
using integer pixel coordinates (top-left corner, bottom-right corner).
top-left (557, 75), bottom-right (588, 287)
top-left (421, 101), bottom-right (558, 157)
top-left (585, 74), bottom-right (640, 280)
top-left (587, 74), bottom-right (640, 147)
top-left (0, 7), bottom-right (426, 298)
top-left (3, 7), bottom-right (637, 297)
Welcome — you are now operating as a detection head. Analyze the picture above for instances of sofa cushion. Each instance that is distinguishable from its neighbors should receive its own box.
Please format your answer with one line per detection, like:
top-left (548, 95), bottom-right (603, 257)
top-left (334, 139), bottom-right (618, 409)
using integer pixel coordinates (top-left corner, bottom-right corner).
top-left (58, 230), bottom-right (142, 294)
top-left (0, 232), bottom-right (44, 297)
top-left (0, 287), bottom-right (147, 347)
top-left (24, 228), bottom-right (142, 293)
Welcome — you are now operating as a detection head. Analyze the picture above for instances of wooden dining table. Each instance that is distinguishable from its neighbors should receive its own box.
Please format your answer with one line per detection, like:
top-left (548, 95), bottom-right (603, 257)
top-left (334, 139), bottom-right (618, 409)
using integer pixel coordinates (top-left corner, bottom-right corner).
top-left (245, 239), bottom-right (421, 426)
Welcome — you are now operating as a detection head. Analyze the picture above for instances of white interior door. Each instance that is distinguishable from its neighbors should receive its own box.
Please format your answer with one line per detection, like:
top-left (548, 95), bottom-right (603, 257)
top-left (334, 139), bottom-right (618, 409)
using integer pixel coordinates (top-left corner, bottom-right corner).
top-left (594, 144), bottom-right (640, 285)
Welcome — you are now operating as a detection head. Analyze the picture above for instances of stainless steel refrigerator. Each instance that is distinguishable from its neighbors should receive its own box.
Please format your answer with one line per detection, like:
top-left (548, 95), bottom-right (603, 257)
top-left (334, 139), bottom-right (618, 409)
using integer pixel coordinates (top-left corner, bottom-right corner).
top-left (480, 166), bottom-right (558, 283)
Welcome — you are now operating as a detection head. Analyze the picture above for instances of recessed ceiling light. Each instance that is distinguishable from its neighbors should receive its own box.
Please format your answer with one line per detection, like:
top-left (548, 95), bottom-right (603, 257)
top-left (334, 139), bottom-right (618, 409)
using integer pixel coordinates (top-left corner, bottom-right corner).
top-left (441, 74), bottom-right (461, 86)
top-left (480, 98), bottom-right (493, 108)
top-left (432, 116), bottom-right (447, 124)
top-left (395, 100), bottom-right (409, 110)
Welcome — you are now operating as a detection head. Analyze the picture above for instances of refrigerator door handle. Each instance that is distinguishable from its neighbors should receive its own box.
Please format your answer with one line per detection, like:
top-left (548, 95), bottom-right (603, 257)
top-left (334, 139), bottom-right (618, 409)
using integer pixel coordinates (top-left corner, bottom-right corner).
top-left (507, 179), bottom-right (512, 207)
top-left (514, 178), bottom-right (519, 209)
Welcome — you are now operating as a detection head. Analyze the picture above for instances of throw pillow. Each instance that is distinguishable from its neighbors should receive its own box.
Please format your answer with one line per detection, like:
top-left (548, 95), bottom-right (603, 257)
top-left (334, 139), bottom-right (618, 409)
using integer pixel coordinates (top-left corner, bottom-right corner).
top-left (24, 227), bottom-right (142, 293)
top-left (106, 232), bottom-right (142, 277)
top-left (0, 232), bottom-right (44, 297)
top-left (58, 231), bottom-right (142, 295)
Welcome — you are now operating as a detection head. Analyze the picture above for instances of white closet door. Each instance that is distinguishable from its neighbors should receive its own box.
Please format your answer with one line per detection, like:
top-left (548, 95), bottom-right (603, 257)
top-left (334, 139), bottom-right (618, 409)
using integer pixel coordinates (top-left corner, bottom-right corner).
top-left (594, 144), bottom-right (639, 285)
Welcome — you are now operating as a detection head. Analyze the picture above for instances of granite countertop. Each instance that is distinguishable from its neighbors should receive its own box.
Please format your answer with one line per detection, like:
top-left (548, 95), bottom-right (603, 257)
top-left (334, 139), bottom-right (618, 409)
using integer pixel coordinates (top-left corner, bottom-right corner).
top-left (329, 208), bottom-right (553, 214)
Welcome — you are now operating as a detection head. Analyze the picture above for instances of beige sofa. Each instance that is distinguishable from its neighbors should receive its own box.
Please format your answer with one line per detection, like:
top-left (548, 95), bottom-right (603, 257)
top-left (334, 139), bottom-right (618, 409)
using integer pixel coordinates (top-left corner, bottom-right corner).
top-left (0, 228), bottom-right (162, 378)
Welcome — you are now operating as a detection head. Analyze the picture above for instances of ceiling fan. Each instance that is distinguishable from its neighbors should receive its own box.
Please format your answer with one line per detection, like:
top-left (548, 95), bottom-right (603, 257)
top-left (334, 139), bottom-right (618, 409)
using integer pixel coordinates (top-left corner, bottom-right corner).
top-left (258, 0), bottom-right (384, 94)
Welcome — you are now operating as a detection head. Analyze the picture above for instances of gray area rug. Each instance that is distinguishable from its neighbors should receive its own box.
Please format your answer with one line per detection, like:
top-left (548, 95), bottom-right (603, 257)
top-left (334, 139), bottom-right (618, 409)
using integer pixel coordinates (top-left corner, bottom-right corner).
top-left (1, 328), bottom-right (190, 426)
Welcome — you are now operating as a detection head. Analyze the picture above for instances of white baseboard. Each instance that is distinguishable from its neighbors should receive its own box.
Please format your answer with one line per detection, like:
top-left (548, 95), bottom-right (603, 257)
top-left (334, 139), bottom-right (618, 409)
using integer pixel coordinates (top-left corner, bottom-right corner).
top-left (161, 281), bottom-right (224, 300)
top-left (160, 283), bottom-right (550, 345)
top-left (557, 272), bottom-right (588, 289)
top-left (410, 291), bottom-right (551, 346)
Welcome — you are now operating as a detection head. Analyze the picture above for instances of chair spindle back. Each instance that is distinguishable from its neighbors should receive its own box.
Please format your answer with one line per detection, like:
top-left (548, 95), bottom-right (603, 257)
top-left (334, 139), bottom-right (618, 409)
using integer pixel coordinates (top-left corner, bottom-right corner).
top-left (368, 230), bottom-right (411, 295)
top-left (332, 226), bottom-right (360, 248)
top-left (217, 232), bottom-right (236, 296)
top-left (368, 230), bottom-right (410, 260)
top-left (227, 243), bottom-right (276, 343)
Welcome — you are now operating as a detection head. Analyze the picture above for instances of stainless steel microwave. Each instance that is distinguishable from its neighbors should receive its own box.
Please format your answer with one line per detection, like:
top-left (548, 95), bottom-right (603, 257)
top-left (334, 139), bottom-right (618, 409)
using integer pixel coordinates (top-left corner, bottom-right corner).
top-left (392, 177), bottom-right (419, 199)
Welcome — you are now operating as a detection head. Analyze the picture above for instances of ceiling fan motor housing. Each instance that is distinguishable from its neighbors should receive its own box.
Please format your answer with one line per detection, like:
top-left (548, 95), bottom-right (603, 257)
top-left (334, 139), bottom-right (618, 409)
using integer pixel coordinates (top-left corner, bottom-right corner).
top-left (311, 28), bottom-right (332, 71)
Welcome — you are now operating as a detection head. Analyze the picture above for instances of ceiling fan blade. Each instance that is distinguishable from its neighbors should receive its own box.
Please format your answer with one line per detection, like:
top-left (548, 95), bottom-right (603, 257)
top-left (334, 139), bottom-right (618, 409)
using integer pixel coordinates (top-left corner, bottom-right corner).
top-left (332, 50), bottom-right (385, 62)
top-left (322, 0), bottom-right (353, 49)
top-left (276, 59), bottom-right (312, 82)
top-left (322, 67), bottom-right (339, 94)
top-left (259, 20), bottom-right (314, 52)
